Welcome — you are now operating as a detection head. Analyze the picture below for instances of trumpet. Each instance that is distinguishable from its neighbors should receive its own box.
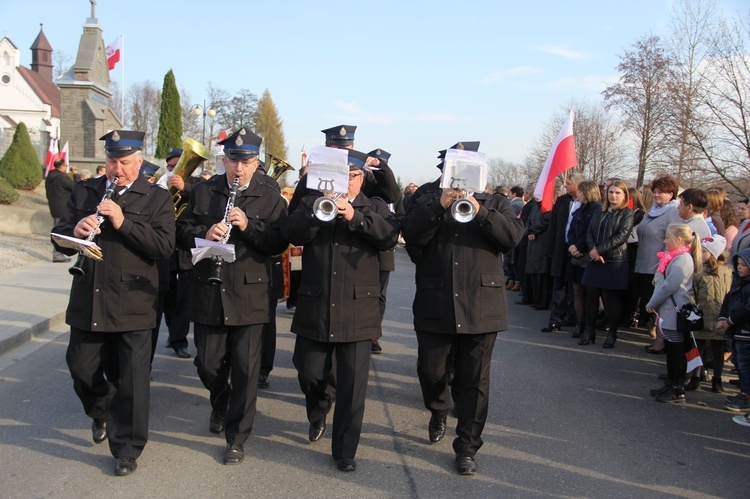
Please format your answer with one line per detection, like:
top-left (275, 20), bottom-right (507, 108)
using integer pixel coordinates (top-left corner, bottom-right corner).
top-left (313, 192), bottom-right (343, 222)
top-left (209, 176), bottom-right (240, 284)
top-left (450, 189), bottom-right (477, 223)
top-left (69, 176), bottom-right (119, 276)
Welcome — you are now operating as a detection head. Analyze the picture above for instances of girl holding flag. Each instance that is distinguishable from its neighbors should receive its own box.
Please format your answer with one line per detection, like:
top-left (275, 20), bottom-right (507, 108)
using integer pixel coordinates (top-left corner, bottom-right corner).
top-left (646, 224), bottom-right (702, 404)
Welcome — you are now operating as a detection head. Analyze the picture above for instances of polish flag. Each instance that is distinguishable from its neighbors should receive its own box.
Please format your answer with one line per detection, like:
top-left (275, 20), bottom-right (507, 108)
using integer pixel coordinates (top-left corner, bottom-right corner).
top-left (533, 110), bottom-right (577, 212)
top-left (44, 138), bottom-right (58, 176)
top-left (686, 340), bottom-right (703, 373)
top-left (301, 147), bottom-right (308, 168)
top-left (105, 36), bottom-right (122, 71)
top-left (60, 141), bottom-right (69, 164)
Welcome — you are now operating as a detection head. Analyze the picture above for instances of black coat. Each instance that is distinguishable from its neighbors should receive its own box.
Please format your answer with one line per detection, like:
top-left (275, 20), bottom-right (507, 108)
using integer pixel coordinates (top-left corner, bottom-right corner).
top-left (402, 179), bottom-right (524, 335)
top-left (52, 175), bottom-right (175, 332)
top-left (525, 200), bottom-right (551, 274)
top-left (546, 194), bottom-right (574, 278)
top-left (586, 206), bottom-right (634, 263)
top-left (176, 173), bottom-right (288, 326)
top-left (45, 168), bottom-right (74, 218)
top-left (282, 191), bottom-right (400, 342)
top-left (566, 201), bottom-right (602, 253)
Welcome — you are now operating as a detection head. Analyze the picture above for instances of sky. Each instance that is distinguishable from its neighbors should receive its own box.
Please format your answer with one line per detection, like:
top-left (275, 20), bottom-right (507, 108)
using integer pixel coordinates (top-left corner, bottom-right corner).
top-left (1, 0), bottom-right (747, 185)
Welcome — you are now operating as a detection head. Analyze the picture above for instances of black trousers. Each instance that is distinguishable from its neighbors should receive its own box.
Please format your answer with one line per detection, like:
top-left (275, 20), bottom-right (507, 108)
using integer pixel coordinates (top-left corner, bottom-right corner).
top-left (379, 270), bottom-right (391, 321)
top-left (416, 331), bottom-right (497, 457)
top-left (260, 297), bottom-right (277, 377)
top-left (193, 322), bottom-right (263, 446)
top-left (293, 336), bottom-right (371, 460)
top-left (665, 338), bottom-right (688, 387)
top-left (164, 270), bottom-right (192, 349)
top-left (66, 327), bottom-right (151, 459)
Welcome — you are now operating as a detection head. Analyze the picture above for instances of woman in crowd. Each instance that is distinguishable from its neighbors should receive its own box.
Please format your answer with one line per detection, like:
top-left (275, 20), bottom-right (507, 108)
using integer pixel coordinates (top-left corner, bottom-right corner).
top-left (721, 199), bottom-right (739, 251)
top-left (647, 224), bottom-right (702, 403)
top-left (633, 175), bottom-right (680, 347)
top-left (640, 185), bottom-right (654, 212)
top-left (706, 188), bottom-right (726, 236)
top-left (525, 195), bottom-right (552, 310)
top-left (578, 179), bottom-right (634, 348)
top-left (566, 180), bottom-right (602, 338)
top-left (624, 187), bottom-right (647, 327)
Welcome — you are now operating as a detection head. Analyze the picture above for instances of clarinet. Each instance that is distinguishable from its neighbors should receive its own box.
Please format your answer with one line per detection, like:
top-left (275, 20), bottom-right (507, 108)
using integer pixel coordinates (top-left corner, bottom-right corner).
top-left (209, 177), bottom-right (240, 284)
top-left (69, 176), bottom-right (119, 276)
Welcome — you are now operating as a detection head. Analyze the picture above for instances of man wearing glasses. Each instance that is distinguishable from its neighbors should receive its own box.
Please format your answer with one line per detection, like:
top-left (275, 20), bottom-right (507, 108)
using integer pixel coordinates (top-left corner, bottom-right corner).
top-left (282, 149), bottom-right (400, 472)
top-left (176, 127), bottom-right (288, 465)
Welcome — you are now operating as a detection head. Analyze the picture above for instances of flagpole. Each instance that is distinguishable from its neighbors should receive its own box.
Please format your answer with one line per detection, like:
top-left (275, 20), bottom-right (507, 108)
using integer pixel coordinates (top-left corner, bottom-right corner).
top-left (120, 35), bottom-right (125, 123)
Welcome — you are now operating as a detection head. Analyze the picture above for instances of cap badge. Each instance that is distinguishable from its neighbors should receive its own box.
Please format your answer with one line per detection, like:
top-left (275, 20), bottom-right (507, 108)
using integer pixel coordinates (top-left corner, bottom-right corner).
top-left (239, 128), bottom-right (247, 136)
top-left (111, 130), bottom-right (120, 142)
top-left (456, 142), bottom-right (464, 150)
top-left (376, 149), bottom-right (382, 156)
top-left (339, 127), bottom-right (347, 136)
top-left (235, 136), bottom-right (244, 146)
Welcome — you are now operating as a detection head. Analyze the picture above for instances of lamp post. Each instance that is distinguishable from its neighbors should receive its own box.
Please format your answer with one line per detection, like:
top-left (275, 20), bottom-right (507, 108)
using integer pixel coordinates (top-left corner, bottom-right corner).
top-left (192, 101), bottom-right (216, 146)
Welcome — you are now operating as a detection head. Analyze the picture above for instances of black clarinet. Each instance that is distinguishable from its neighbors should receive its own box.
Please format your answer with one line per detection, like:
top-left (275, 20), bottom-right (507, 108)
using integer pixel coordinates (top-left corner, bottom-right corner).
top-left (209, 177), bottom-right (240, 284)
top-left (69, 176), bottom-right (119, 276)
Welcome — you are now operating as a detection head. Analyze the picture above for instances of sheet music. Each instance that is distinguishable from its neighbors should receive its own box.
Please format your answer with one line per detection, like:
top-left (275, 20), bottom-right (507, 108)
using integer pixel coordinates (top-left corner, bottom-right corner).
top-left (306, 146), bottom-right (349, 195)
top-left (51, 233), bottom-right (104, 261)
top-left (191, 238), bottom-right (236, 265)
top-left (440, 149), bottom-right (488, 192)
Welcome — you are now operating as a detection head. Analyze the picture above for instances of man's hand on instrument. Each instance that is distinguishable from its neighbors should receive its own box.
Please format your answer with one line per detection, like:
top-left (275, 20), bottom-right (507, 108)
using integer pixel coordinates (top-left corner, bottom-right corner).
top-left (74, 214), bottom-right (101, 238)
top-left (168, 175), bottom-right (185, 191)
top-left (227, 207), bottom-right (248, 232)
top-left (336, 197), bottom-right (355, 221)
top-left (440, 188), bottom-right (459, 209)
top-left (207, 222), bottom-right (228, 241)
top-left (98, 199), bottom-right (125, 230)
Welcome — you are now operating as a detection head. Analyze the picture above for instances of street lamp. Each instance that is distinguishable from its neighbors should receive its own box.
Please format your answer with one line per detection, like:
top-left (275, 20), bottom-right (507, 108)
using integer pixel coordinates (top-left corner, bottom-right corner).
top-left (192, 101), bottom-right (216, 146)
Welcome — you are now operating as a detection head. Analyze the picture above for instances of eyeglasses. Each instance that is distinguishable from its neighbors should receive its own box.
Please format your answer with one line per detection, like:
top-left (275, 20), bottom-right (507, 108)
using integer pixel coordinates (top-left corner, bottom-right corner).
top-left (349, 173), bottom-right (363, 180)
top-left (226, 158), bottom-right (258, 168)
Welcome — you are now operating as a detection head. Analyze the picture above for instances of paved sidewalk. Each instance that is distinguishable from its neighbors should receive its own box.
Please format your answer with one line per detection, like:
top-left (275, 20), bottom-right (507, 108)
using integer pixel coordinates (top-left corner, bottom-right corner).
top-left (0, 260), bottom-right (72, 354)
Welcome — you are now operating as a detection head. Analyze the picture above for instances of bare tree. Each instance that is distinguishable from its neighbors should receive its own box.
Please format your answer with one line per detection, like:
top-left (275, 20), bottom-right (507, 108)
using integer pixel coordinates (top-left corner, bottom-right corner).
top-left (486, 158), bottom-right (529, 190)
top-left (686, 12), bottom-right (750, 196)
top-left (603, 35), bottom-right (675, 187)
top-left (664, 0), bottom-right (717, 184)
top-left (124, 81), bottom-right (161, 155)
top-left (51, 50), bottom-right (72, 80)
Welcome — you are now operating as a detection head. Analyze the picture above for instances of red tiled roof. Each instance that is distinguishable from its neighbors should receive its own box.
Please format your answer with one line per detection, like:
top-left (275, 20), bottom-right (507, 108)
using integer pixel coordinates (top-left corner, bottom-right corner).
top-left (1, 115), bottom-right (18, 126)
top-left (16, 66), bottom-right (60, 118)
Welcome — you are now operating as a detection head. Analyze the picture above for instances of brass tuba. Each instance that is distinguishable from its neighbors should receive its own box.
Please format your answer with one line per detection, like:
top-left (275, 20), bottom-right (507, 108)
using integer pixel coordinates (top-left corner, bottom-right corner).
top-left (265, 152), bottom-right (295, 182)
top-left (171, 136), bottom-right (213, 219)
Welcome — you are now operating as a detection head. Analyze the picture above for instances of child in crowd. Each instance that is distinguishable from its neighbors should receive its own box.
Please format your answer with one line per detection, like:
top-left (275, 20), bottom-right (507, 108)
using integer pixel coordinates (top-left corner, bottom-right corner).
top-left (689, 236), bottom-right (731, 392)
top-left (717, 247), bottom-right (750, 421)
top-left (646, 224), bottom-right (702, 403)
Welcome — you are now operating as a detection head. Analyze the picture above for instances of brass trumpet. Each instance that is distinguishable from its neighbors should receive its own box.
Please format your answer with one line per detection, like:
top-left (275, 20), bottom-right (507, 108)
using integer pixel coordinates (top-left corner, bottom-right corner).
top-left (171, 137), bottom-right (213, 219)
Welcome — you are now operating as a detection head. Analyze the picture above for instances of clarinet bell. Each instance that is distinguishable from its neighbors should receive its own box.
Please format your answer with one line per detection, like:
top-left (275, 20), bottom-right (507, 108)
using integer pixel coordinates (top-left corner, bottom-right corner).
top-left (208, 257), bottom-right (223, 284)
top-left (68, 254), bottom-right (87, 276)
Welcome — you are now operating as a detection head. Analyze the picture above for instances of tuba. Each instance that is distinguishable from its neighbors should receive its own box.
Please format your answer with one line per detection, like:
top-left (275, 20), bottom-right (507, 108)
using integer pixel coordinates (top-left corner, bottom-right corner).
top-left (265, 153), bottom-right (295, 182)
top-left (171, 136), bottom-right (213, 219)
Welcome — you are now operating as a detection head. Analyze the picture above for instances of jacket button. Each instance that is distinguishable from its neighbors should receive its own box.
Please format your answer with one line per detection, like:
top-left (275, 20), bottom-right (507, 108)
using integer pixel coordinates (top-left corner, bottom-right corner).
top-left (95, 288), bottom-right (99, 292)
top-left (225, 317), bottom-right (229, 321)
top-left (93, 322), bottom-right (97, 326)
top-left (455, 293), bottom-right (458, 297)
top-left (457, 324), bottom-right (461, 328)
top-left (222, 288), bottom-right (226, 292)
top-left (455, 262), bottom-right (458, 265)
top-left (330, 334), bottom-right (334, 337)
top-left (491, 281), bottom-right (494, 285)
top-left (332, 303), bottom-right (335, 307)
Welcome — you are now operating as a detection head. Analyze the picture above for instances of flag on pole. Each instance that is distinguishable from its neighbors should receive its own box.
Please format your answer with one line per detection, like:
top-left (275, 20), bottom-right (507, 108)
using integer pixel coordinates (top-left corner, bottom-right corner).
top-left (105, 36), bottom-right (122, 71)
top-left (60, 141), bottom-right (69, 164)
top-left (301, 147), bottom-right (308, 168)
top-left (686, 333), bottom-right (703, 373)
top-left (533, 109), bottom-right (577, 212)
top-left (44, 138), bottom-right (58, 176)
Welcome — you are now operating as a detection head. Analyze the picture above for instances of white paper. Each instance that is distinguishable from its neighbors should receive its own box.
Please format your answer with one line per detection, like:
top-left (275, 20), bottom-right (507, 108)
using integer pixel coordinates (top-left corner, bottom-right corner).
top-left (191, 238), bottom-right (236, 265)
top-left (51, 233), bottom-right (103, 261)
top-left (306, 146), bottom-right (349, 195)
top-left (440, 149), bottom-right (488, 192)
top-left (156, 171), bottom-right (173, 189)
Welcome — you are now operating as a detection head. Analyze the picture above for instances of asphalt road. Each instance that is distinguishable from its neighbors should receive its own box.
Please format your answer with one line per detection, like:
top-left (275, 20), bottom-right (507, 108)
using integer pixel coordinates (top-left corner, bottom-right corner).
top-left (0, 248), bottom-right (748, 498)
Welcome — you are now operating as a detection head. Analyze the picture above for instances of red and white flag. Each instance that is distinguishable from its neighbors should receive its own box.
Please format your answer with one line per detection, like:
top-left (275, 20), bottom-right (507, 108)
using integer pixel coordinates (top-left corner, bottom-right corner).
top-left (533, 109), bottom-right (577, 212)
top-left (44, 138), bottom-right (58, 176)
top-left (686, 334), bottom-right (703, 373)
top-left (60, 141), bottom-right (69, 164)
top-left (301, 147), bottom-right (308, 168)
top-left (105, 36), bottom-right (122, 71)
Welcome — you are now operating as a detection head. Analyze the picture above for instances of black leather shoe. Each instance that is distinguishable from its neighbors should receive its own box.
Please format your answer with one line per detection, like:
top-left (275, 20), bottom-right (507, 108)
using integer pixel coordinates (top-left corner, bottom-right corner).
top-left (684, 376), bottom-right (701, 391)
top-left (428, 415), bottom-right (447, 443)
top-left (371, 339), bottom-right (382, 354)
top-left (223, 444), bottom-right (244, 465)
top-left (578, 327), bottom-right (596, 345)
top-left (455, 454), bottom-right (478, 475)
top-left (541, 322), bottom-right (561, 333)
top-left (209, 410), bottom-right (225, 434)
top-left (649, 384), bottom-right (671, 397)
top-left (174, 346), bottom-right (191, 358)
top-left (258, 374), bottom-right (270, 389)
top-left (114, 457), bottom-right (137, 476)
top-left (656, 387), bottom-right (686, 404)
top-left (602, 332), bottom-right (617, 348)
top-left (92, 419), bottom-right (107, 444)
top-left (571, 324), bottom-right (583, 338)
top-left (309, 419), bottom-right (326, 442)
top-left (336, 458), bottom-right (356, 472)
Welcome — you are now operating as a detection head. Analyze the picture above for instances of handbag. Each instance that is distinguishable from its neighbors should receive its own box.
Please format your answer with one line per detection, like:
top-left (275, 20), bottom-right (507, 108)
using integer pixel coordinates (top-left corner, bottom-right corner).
top-left (671, 296), bottom-right (704, 332)
top-left (570, 254), bottom-right (590, 268)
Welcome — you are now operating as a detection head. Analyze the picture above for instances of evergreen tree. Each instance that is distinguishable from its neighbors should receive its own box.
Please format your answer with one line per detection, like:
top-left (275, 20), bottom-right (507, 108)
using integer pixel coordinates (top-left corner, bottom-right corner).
top-left (255, 89), bottom-right (288, 160)
top-left (0, 122), bottom-right (43, 190)
top-left (155, 69), bottom-right (183, 159)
